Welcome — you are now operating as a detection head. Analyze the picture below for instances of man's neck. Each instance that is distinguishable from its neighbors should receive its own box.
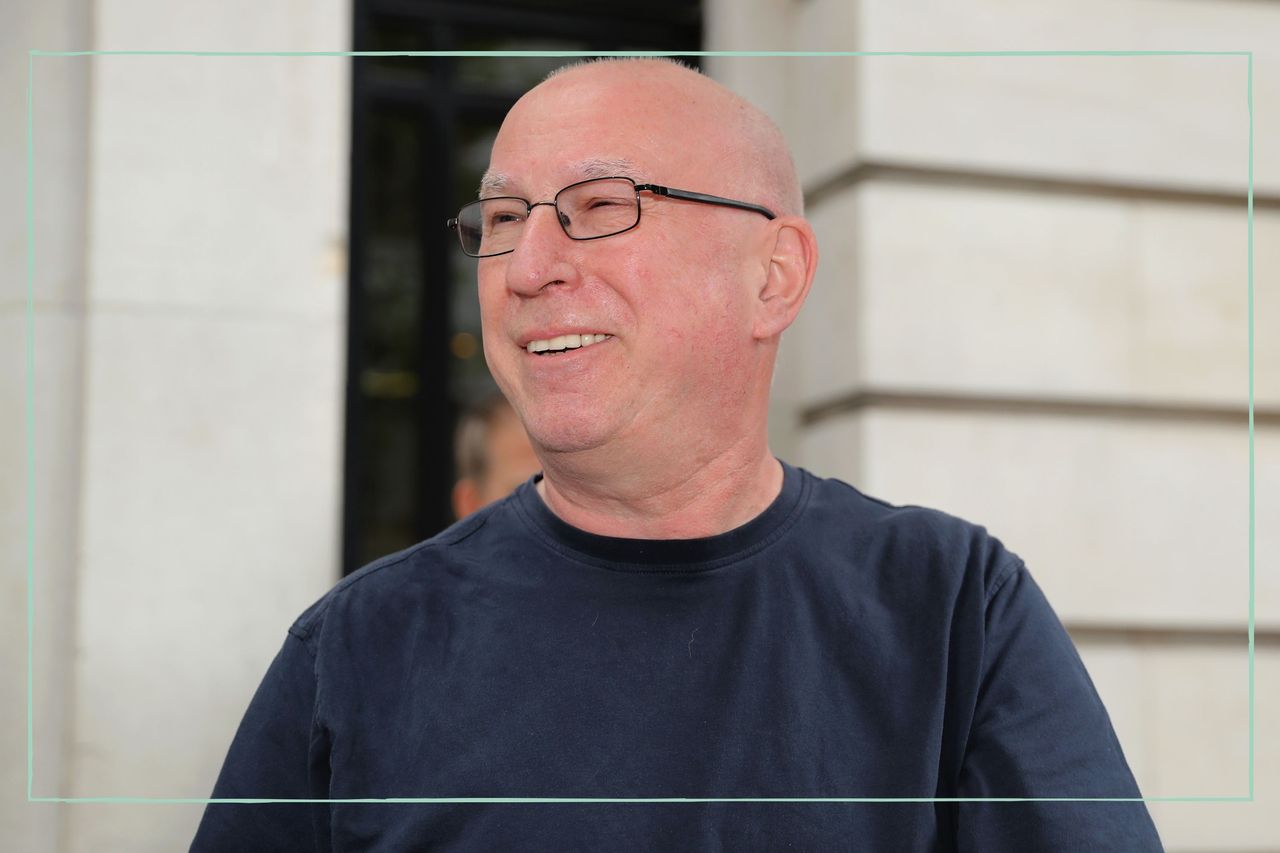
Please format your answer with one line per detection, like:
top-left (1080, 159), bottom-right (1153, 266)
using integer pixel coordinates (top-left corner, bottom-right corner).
top-left (535, 436), bottom-right (783, 540)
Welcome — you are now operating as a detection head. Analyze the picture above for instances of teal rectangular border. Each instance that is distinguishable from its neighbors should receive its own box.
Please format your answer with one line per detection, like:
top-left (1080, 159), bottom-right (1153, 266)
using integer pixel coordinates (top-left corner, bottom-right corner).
top-left (25, 49), bottom-right (1256, 805)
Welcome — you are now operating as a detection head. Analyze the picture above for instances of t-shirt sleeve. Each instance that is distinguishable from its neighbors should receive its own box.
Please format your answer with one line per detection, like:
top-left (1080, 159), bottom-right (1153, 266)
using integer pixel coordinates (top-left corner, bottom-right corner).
top-left (189, 630), bottom-right (332, 853)
top-left (954, 560), bottom-right (1164, 851)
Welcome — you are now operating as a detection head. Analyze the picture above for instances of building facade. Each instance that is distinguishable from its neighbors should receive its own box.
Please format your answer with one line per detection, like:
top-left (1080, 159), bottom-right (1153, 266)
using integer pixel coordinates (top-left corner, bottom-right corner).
top-left (2, 1), bottom-right (1277, 850)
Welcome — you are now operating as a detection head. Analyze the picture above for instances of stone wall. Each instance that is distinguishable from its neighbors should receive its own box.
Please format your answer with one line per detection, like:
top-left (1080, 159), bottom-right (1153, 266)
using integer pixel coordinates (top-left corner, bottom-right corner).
top-left (1, 3), bottom-right (350, 850)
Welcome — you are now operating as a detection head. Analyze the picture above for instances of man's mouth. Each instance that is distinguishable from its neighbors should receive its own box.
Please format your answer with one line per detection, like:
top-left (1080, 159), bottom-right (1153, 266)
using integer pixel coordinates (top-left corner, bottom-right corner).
top-left (525, 333), bottom-right (613, 355)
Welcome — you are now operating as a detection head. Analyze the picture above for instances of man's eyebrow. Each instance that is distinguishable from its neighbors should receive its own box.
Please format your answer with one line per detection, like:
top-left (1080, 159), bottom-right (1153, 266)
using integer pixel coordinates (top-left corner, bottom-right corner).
top-left (478, 171), bottom-right (509, 198)
top-left (476, 158), bottom-right (642, 199)
top-left (575, 158), bottom-right (642, 181)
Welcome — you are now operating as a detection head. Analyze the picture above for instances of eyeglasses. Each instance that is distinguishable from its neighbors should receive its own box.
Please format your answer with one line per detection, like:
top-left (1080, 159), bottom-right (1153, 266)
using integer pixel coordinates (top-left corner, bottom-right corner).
top-left (447, 176), bottom-right (777, 258)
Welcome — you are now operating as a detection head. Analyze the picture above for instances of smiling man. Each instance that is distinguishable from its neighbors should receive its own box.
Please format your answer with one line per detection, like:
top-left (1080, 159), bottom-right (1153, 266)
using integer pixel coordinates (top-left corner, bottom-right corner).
top-left (192, 59), bottom-right (1162, 852)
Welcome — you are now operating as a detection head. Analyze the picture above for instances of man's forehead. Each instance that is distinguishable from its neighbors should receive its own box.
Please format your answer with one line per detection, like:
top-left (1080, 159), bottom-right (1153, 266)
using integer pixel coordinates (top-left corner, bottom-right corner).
top-left (478, 157), bottom-right (645, 198)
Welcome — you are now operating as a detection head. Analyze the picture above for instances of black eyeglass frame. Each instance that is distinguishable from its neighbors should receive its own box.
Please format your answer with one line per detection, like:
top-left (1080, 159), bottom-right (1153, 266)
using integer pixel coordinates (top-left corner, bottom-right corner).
top-left (446, 176), bottom-right (778, 258)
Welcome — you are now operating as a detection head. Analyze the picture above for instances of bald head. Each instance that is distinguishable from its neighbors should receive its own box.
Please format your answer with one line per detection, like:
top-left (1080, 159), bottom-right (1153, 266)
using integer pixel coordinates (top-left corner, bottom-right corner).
top-left (476, 56), bottom-right (819, 480)
top-left (487, 58), bottom-right (804, 217)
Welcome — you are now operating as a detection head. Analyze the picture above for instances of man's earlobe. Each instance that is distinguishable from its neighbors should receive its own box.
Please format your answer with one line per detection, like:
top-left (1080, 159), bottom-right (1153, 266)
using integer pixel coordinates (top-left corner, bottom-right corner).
top-left (754, 219), bottom-right (819, 340)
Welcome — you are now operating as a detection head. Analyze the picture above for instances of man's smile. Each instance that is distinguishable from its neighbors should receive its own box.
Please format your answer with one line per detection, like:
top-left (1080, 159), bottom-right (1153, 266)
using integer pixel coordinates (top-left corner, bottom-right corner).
top-left (524, 332), bottom-right (614, 354)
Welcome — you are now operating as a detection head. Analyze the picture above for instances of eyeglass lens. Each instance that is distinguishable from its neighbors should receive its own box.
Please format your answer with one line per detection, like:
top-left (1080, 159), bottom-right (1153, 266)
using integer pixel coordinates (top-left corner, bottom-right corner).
top-left (456, 178), bottom-right (640, 256)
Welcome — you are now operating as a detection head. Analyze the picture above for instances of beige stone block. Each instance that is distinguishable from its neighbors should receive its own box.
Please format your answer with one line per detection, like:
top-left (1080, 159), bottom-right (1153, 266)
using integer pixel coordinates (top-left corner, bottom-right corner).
top-left (797, 407), bottom-right (1276, 631)
top-left (1072, 640), bottom-right (1152, 785)
top-left (792, 405), bottom-right (862, 486)
top-left (1132, 202), bottom-right (1270, 405)
top-left (94, 0), bottom-right (349, 50)
top-left (68, 309), bottom-right (344, 799)
top-left (1144, 644), bottom-right (1252, 799)
top-left (1076, 640), bottom-right (1249, 799)
top-left (856, 181), bottom-right (1139, 399)
top-left (23, 56), bottom-right (90, 311)
top-left (792, 188), bottom-right (863, 404)
top-left (784, 0), bottom-right (1275, 195)
top-left (86, 52), bottom-right (347, 318)
top-left (859, 53), bottom-right (1247, 193)
top-left (801, 180), bottom-right (1276, 407)
top-left (2, 39), bottom-right (90, 311)
top-left (1075, 639), bottom-right (1277, 849)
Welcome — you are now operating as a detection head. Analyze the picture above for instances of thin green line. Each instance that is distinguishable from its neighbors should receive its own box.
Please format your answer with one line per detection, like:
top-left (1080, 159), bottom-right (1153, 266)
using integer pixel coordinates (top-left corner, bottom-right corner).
top-left (25, 49), bottom-right (35, 803)
top-left (25, 796), bottom-right (1254, 805)
top-left (1246, 51), bottom-right (1256, 804)
top-left (28, 49), bottom-right (1251, 58)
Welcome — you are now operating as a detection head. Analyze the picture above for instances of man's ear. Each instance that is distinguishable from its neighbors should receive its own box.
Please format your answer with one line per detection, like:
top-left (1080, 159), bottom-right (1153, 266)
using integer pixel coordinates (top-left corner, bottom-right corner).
top-left (753, 218), bottom-right (819, 340)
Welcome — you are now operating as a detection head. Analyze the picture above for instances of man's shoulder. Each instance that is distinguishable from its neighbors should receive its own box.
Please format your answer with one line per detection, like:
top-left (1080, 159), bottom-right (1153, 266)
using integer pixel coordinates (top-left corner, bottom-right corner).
top-left (798, 466), bottom-right (1023, 594)
top-left (286, 496), bottom-right (519, 644)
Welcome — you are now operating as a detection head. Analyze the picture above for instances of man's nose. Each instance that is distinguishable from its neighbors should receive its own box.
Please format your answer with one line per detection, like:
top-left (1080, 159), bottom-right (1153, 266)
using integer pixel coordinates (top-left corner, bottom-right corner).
top-left (503, 202), bottom-right (576, 296)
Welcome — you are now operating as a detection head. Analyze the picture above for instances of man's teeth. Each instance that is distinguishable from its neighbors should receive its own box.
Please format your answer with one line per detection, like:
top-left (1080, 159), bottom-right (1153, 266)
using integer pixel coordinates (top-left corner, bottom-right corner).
top-left (526, 333), bottom-right (612, 354)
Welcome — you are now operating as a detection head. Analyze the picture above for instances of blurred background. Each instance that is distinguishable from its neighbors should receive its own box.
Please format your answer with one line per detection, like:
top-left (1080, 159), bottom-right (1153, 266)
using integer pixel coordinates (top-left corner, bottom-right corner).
top-left (3, 1), bottom-right (1278, 850)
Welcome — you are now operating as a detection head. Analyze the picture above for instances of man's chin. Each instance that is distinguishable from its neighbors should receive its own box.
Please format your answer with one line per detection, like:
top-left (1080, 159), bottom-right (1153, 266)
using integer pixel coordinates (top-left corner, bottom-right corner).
top-left (523, 417), bottom-right (614, 456)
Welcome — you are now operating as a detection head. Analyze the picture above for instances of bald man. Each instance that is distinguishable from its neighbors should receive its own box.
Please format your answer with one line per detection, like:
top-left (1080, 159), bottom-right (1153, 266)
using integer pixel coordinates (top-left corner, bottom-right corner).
top-left (193, 60), bottom-right (1162, 851)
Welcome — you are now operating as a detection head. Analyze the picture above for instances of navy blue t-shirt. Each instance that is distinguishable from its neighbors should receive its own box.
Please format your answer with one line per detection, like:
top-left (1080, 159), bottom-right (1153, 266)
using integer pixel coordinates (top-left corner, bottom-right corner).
top-left (192, 460), bottom-right (1162, 851)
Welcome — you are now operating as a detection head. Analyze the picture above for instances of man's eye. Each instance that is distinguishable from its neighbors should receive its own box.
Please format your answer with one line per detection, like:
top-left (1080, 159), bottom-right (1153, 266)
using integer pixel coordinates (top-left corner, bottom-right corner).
top-left (488, 211), bottom-right (525, 227)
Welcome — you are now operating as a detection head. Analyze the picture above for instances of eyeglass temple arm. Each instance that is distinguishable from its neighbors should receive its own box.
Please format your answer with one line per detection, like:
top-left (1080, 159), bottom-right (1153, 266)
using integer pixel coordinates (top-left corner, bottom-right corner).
top-left (635, 184), bottom-right (777, 221)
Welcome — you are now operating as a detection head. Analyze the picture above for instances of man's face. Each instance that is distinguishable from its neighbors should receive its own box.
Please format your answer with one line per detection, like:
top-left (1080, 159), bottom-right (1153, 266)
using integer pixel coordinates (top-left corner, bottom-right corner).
top-left (477, 68), bottom-right (768, 458)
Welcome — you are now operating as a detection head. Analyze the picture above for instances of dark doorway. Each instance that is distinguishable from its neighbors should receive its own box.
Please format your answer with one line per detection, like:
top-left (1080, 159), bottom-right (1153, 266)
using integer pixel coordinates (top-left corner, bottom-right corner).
top-left (343, 1), bottom-right (703, 574)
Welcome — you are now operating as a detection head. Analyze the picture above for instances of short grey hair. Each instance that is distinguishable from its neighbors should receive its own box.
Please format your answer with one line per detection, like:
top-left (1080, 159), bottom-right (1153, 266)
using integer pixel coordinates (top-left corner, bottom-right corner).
top-left (543, 56), bottom-right (700, 83)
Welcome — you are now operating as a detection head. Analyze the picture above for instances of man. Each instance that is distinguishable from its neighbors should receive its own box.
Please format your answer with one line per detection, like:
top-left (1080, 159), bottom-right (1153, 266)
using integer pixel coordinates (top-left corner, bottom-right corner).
top-left (193, 59), bottom-right (1162, 851)
top-left (451, 393), bottom-right (542, 519)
